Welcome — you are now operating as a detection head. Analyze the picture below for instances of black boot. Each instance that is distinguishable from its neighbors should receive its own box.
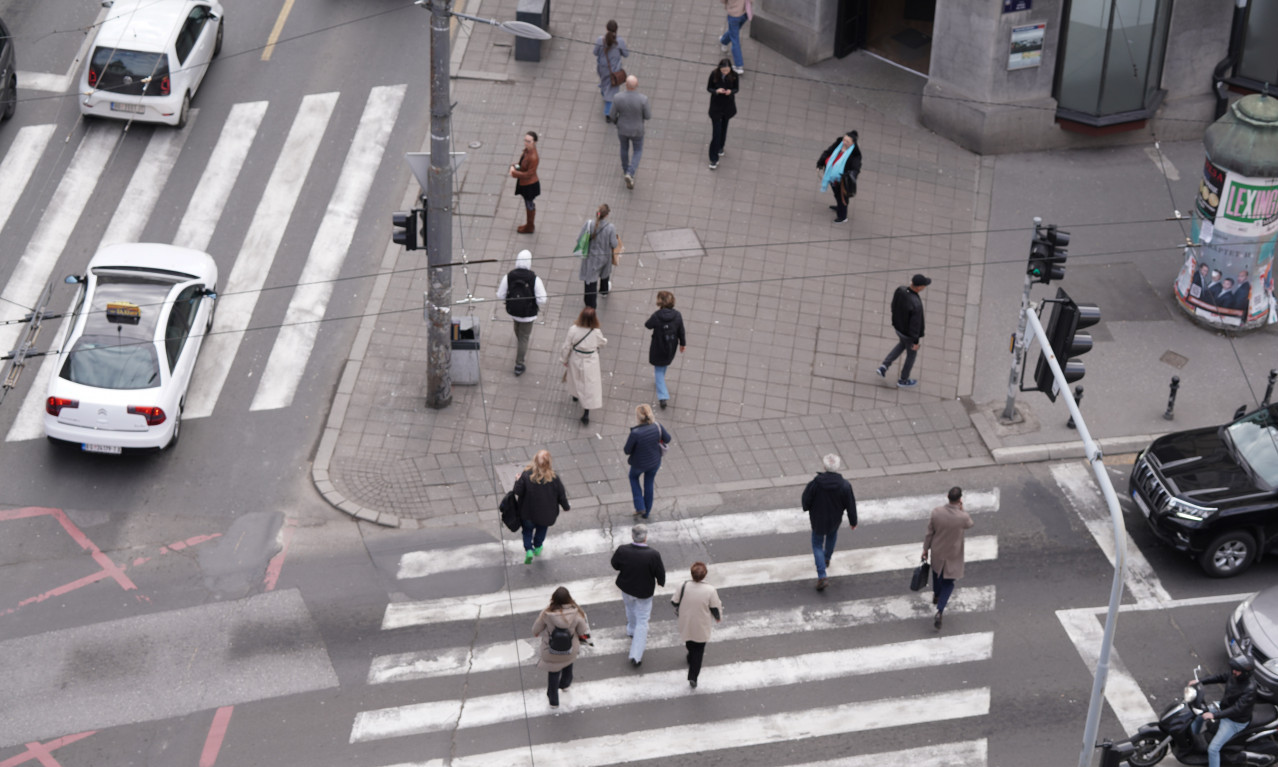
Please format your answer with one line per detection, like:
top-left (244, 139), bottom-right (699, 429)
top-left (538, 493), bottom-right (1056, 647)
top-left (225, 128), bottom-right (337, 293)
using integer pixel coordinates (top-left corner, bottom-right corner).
top-left (580, 410), bottom-right (590, 425)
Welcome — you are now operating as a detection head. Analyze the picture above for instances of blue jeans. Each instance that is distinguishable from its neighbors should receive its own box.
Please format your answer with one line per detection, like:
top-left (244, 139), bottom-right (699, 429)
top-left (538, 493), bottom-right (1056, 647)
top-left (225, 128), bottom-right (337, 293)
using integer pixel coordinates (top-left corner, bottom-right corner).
top-left (1196, 716), bottom-right (1248, 767)
top-left (654, 365), bottom-right (669, 400)
top-left (521, 519), bottom-right (547, 551)
top-left (619, 134), bottom-right (644, 176)
top-left (932, 569), bottom-right (956, 612)
top-left (812, 529), bottom-right (838, 578)
top-left (621, 592), bottom-right (653, 662)
top-left (719, 14), bottom-right (747, 68)
top-left (882, 330), bottom-right (918, 381)
top-left (629, 464), bottom-right (659, 515)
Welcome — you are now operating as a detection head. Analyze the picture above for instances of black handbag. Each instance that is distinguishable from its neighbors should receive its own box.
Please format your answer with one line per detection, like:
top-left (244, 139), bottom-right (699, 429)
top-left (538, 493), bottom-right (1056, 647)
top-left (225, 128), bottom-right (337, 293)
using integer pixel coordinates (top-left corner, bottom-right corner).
top-left (499, 490), bottom-right (520, 532)
top-left (909, 560), bottom-right (930, 592)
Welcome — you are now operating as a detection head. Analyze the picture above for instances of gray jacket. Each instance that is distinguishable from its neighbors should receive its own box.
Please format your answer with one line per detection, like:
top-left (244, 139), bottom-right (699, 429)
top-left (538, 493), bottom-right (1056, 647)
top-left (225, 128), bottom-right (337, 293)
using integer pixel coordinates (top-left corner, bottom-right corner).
top-left (610, 90), bottom-right (651, 137)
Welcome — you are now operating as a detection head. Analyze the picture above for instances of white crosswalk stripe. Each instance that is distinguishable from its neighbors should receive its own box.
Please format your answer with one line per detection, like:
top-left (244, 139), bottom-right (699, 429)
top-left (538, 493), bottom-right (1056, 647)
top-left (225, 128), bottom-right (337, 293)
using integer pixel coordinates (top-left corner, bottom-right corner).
top-left (0, 124), bottom-right (55, 235)
top-left (172, 101), bottom-right (268, 253)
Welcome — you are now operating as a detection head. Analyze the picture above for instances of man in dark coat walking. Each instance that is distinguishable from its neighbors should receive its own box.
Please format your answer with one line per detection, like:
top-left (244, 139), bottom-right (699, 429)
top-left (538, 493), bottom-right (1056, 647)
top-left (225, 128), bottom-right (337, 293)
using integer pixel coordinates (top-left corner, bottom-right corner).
top-left (801, 454), bottom-right (857, 591)
top-left (877, 273), bottom-right (930, 389)
top-left (611, 524), bottom-right (666, 666)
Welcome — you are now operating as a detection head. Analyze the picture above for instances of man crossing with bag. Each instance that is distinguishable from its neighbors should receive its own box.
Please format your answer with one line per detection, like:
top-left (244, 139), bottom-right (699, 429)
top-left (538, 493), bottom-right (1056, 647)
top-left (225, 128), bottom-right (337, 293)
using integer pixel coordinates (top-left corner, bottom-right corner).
top-left (922, 487), bottom-right (974, 630)
top-left (495, 248), bottom-right (547, 376)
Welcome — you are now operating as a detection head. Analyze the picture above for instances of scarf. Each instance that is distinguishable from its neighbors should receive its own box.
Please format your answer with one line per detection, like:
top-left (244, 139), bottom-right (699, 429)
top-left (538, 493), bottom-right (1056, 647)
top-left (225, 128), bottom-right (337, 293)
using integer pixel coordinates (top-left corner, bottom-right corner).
top-left (820, 144), bottom-right (853, 192)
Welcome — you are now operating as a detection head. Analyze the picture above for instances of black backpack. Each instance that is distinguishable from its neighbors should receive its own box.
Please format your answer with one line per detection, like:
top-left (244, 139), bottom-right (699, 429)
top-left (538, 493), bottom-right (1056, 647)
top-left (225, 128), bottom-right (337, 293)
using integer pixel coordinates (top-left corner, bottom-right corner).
top-left (548, 625), bottom-right (574, 654)
top-left (506, 268), bottom-right (538, 317)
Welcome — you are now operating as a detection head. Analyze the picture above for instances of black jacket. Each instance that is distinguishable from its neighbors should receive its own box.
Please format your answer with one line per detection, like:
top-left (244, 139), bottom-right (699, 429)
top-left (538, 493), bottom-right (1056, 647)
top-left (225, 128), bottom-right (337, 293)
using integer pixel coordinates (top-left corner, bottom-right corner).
top-left (890, 285), bottom-right (925, 342)
top-left (513, 470), bottom-right (569, 527)
top-left (645, 307), bottom-right (686, 366)
top-left (707, 69), bottom-right (739, 119)
top-left (1201, 671), bottom-right (1257, 723)
top-left (801, 472), bottom-right (857, 534)
top-left (611, 543), bottom-right (666, 598)
top-left (817, 138), bottom-right (863, 198)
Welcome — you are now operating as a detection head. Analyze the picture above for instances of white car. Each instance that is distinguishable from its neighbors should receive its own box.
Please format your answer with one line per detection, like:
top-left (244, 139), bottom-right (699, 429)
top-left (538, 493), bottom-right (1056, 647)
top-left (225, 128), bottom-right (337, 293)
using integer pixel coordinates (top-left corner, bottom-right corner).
top-left (78, 0), bottom-right (224, 127)
top-left (44, 244), bottom-right (218, 453)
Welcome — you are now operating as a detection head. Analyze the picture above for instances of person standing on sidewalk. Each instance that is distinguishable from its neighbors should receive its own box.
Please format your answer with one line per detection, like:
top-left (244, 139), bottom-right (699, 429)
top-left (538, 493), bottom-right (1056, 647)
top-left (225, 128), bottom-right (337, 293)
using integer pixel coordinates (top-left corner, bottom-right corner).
top-left (593, 20), bottom-right (629, 119)
top-left (531, 586), bottom-right (591, 710)
top-left (718, 0), bottom-right (749, 75)
top-left (816, 130), bottom-right (861, 224)
top-left (801, 454), bottom-right (857, 591)
top-left (644, 290), bottom-right (686, 409)
top-left (609, 76), bottom-right (651, 190)
top-left (577, 204), bottom-right (621, 309)
top-left (706, 59), bottom-right (738, 170)
top-left (623, 404), bottom-right (672, 519)
top-left (560, 306), bottom-right (607, 425)
top-left (876, 273), bottom-right (930, 389)
top-left (509, 131), bottom-right (540, 234)
top-left (671, 561), bottom-right (722, 689)
top-left (512, 450), bottom-right (570, 564)
top-left (495, 248), bottom-right (546, 376)
top-left (922, 486), bottom-right (974, 630)
top-left (611, 524), bottom-right (666, 667)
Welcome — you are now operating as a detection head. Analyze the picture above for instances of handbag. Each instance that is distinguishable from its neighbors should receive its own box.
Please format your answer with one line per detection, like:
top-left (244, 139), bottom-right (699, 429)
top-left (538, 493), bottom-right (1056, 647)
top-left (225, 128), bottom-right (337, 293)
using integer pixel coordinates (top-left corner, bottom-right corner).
top-left (654, 421), bottom-right (669, 454)
top-left (499, 489), bottom-right (520, 532)
top-left (606, 49), bottom-right (627, 87)
top-left (909, 559), bottom-right (930, 592)
top-left (573, 219), bottom-right (593, 257)
top-left (671, 582), bottom-right (687, 615)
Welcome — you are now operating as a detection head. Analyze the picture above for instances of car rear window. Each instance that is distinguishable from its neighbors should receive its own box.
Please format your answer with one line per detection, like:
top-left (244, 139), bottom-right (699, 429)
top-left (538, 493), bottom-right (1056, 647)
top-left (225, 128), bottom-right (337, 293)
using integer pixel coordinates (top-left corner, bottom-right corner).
top-left (89, 47), bottom-right (170, 96)
top-left (61, 335), bottom-right (160, 389)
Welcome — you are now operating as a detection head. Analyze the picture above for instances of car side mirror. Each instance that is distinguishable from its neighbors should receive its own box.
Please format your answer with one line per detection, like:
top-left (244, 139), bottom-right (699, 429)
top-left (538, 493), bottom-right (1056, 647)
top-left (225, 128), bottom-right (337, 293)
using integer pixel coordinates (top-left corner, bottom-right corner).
top-left (65, 274), bottom-right (84, 284)
top-left (201, 289), bottom-right (217, 300)
top-left (1233, 405), bottom-right (1247, 420)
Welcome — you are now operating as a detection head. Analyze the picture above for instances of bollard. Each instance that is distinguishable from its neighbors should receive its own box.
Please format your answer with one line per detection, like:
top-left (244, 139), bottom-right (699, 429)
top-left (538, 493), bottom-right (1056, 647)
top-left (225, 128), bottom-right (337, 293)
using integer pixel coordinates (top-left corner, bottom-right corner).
top-left (1164, 376), bottom-right (1180, 421)
top-left (1264, 369), bottom-right (1278, 407)
top-left (1066, 385), bottom-right (1083, 429)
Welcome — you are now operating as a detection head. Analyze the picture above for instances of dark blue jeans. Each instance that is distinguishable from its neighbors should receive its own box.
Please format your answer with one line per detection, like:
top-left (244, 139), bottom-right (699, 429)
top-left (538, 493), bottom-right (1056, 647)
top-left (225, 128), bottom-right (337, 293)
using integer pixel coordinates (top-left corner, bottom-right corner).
top-left (932, 568), bottom-right (956, 612)
top-left (629, 464), bottom-right (659, 515)
top-left (882, 330), bottom-right (918, 381)
top-left (521, 519), bottom-right (547, 551)
top-left (812, 529), bottom-right (838, 578)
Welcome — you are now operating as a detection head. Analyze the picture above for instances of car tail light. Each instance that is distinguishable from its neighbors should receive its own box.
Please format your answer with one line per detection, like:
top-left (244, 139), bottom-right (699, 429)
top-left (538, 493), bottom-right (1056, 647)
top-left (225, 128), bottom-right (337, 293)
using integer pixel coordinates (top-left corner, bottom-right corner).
top-left (88, 66), bottom-right (99, 88)
top-left (46, 397), bottom-right (79, 416)
top-left (159, 75), bottom-right (170, 96)
top-left (127, 406), bottom-right (166, 426)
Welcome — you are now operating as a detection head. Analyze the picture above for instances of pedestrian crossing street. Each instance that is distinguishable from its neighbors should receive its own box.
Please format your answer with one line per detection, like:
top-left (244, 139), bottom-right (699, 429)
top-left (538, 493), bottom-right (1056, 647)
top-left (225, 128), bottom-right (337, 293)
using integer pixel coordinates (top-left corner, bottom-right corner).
top-left (351, 489), bottom-right (1003, 766)
top-left (0, 85), bottom-right (406, 440)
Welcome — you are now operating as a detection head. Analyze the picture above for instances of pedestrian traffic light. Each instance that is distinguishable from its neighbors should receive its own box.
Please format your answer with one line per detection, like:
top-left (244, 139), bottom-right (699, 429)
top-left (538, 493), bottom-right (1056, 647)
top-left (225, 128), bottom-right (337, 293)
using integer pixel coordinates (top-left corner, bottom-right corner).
top-left (1026, 224), bottom-right (1070, 284)
top-left (392, 209), bottom-right (418, 251)
top-left (1034, 288), bottom-right (1101, 400)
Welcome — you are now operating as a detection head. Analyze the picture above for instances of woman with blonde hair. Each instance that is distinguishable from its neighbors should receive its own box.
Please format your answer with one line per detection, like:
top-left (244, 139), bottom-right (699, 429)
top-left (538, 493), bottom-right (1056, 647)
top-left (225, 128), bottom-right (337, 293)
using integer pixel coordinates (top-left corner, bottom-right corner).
top-left (671, 562), bottom-right (722, 688)
top-left (532, 586), bottom-right (591, 709)
top-left (561, 306), bottom-right (607, 425)
top-left (512, 450), bottom-right (571, 564)
top-left (623, 403), bottom-right (672, 518)
top-left (644, 290), bottom-right (686, 409)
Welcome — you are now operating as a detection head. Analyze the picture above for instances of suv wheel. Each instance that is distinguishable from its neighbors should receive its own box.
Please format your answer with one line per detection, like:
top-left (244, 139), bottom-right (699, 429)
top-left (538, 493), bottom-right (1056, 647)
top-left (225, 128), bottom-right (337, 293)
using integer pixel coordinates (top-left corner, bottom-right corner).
top-left (1198, 530), bottom-right (1256, 578)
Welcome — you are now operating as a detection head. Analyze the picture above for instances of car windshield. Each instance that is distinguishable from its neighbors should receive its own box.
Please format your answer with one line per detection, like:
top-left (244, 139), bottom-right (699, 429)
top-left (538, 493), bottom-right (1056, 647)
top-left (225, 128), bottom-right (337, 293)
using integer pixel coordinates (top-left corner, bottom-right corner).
top-left (90, 47), bottom-right (169, 96)
top-left (1225, 407), bottom-right (1278, 489)
top-left (58, 273), bottom-right (172, 390)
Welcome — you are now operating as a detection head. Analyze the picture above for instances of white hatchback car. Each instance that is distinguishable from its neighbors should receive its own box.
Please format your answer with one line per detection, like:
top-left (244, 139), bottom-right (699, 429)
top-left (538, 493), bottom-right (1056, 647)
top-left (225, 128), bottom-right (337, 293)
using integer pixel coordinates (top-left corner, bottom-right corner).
top-left (45, 244), bottom-right (218, 453)
top-left (79, 0), bottom-right (224, 127)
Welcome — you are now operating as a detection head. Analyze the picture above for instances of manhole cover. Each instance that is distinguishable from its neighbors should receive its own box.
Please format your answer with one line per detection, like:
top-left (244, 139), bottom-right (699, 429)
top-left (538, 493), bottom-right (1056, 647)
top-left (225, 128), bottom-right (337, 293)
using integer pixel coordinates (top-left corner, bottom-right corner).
top-left (643, 228), bottom-right (705, 260)
top-left (1160, 350), bottom-right (1188, 369)
top-left (469, 141), bottom-right (483, 149)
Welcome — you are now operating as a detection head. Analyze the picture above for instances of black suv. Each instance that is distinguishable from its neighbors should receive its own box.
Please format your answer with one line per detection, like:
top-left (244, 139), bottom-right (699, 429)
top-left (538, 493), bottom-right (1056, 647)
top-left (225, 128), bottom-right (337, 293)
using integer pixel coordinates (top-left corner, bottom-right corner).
top-left (0, 15), bottom-right (15, 120)
top-left (1130, 403), bottom-right (1278, 577)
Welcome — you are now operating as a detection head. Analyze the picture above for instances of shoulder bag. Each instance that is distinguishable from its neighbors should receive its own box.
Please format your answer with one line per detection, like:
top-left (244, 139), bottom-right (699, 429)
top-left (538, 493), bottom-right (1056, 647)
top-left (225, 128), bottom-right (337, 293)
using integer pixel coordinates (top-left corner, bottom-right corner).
top-left (562, 328), bottom-right (596, 382)
top-left (654, 421), bottom-right (669, 454)
top-left (607, 48), bottom-right (627, 87)
top-left (671, 581), bottom-right (687, 615)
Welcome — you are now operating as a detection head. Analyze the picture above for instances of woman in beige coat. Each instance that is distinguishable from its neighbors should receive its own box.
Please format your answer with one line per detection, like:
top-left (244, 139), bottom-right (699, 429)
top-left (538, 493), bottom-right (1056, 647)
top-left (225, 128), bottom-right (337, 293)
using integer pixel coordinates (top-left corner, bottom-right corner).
top-left (531, 586), bottom-right (591, 708)
top-left (561, 306), bottom-right (607, 425)
top-left (671, 561), bottom-right (722, 688)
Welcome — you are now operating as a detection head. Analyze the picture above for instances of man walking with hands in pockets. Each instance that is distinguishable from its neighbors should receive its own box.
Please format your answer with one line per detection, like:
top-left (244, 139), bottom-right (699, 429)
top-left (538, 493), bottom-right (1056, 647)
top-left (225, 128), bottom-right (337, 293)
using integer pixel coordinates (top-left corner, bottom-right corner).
top-left (611, 524), bottom-right (665, 667)
top-left (922, 487), bottom-right (975, 630)
top-left (801, 454), bottom-right (857, 592)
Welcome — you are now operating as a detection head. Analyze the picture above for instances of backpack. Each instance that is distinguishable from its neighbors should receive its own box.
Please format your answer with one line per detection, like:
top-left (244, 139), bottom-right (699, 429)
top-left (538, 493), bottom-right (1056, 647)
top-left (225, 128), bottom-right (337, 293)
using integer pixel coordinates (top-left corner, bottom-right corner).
top-left (505, 268), bottom-right (538, 317)
top-left (548, 625), bottom-right (574, 654)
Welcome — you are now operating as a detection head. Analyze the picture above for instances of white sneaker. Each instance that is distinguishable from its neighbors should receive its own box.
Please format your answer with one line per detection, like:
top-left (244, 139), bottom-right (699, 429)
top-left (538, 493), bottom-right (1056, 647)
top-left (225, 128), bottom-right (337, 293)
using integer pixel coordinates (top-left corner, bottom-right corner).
top-left (708, 161), bottom-right (718, 170)
top-left (733, 66), bottom-right (744, 75)
top-left (720, 37), bottom-right (730, 53)
top-left (624, 174), bottom-right (635, 189)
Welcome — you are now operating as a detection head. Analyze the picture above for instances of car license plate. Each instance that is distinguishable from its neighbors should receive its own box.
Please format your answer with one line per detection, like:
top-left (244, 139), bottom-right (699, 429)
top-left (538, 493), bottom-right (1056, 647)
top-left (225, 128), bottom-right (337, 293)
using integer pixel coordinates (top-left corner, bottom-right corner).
top-left (82, 443), bottom-right (123, 455)
top-left (1131, 491), bottom-right (1151, 518)
top-left (110, 102), bottom-right (145, 114)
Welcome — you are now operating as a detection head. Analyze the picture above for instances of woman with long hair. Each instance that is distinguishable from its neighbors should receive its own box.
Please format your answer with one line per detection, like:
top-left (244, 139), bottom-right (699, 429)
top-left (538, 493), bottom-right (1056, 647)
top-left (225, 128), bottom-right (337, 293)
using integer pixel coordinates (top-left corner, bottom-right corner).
top-left (560, 306), bottom-right (607, 425)
top-left (509, 131), bottom-right (541, 234)
top-left (592, 20), bottom-right (629, 118)
top-left (531, 586), bottom-right (591, 709)
top-left (511, 449), bottom-right (570, 564)
top-left (706, 59), bottom-right (739, 170)
top-left (623, 403), bottom-right (672, 518)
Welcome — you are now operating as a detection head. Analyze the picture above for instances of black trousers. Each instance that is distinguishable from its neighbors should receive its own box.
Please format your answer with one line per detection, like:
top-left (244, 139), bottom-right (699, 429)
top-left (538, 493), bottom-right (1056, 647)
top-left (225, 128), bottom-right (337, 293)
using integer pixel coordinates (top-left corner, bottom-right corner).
top-left (583, 278), bottom-right (610, 308)
top-left (709, 116), bottom-right (731, 162)
top-left (830, 181), bottom-right (848, 221)
top-left (686, 640), bottom-right (706, 681)
top-left (547, 663), bottom-right (573, 706)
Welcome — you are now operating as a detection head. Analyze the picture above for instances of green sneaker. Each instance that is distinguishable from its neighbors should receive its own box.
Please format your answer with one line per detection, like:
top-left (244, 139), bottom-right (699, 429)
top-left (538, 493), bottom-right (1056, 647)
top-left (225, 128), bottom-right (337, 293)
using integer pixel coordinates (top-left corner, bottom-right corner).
top-left (524, 551), bottom-right (534, 564)
top-left (533, 546), bottom-right (544, 557)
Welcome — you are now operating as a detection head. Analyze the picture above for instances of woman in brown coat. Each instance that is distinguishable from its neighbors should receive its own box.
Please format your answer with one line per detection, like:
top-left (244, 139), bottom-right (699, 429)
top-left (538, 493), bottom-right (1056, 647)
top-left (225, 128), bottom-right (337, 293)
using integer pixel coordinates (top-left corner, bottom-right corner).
top-left (509, 131), bottom-right (540, 233)
top-left (671, 562), bottom-right (722, 688)
top-left (531, 586), bottom-right (591, 708)
top-left (921, 486), bottom-right (975, 630)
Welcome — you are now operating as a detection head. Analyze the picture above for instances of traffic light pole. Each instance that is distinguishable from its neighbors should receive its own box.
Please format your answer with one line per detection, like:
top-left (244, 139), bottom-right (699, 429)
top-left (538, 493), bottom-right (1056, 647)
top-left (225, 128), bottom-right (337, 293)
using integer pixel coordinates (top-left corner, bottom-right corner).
top-left (1001, 217), bottom-right (1041, 422)
top-left (1026, 307), bottom-right (1128, 767)
top-left (424, 0), bottom-right (453, 409)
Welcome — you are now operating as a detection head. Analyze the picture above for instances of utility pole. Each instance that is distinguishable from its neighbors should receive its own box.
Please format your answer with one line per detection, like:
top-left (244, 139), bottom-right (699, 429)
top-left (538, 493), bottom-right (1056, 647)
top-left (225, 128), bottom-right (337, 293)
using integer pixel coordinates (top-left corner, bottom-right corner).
top-left (1001, 217), bottom-right (1041, 422)
top-left (424, 0), bottom-right (453, 409)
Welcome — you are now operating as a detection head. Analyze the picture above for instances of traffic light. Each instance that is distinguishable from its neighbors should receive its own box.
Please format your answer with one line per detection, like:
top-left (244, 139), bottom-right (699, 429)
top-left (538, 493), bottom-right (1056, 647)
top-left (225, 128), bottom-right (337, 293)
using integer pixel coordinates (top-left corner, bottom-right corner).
top-left (1026, 224), bottom-right (1070, 284)
top-left (1034, 287), bottom-right (1100, 400)
top-left (392, 210), bottom-right (418, 251)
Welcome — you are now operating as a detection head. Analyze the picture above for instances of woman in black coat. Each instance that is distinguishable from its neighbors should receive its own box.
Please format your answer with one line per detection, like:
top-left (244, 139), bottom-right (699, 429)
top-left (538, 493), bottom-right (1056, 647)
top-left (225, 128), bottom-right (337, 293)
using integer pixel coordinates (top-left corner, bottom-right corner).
top-left (512, 450), bottom-right (570, 564)
top-left (817, 130), bottom-right (862, 223)
top-left (707, 59), bottom-right (739, 170)
top-left (644, 290), bottom-right (686, 409)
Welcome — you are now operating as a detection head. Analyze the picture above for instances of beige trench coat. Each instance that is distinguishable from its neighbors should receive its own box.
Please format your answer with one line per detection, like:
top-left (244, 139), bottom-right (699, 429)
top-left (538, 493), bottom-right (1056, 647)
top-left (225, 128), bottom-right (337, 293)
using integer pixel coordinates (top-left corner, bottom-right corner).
top-left (672, 580), bottom-right (723, 643)
top-left (561, 325), bottom-right (607, 410)
top-left (532, 605), bottom-right (591, 673)
top-left (923, 501), bottom-right (975, 579)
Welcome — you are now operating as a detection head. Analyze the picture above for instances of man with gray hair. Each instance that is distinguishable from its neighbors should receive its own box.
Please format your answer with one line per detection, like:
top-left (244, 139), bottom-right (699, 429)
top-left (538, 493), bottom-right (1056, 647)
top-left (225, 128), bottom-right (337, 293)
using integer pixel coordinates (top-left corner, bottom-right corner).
top-left (610, 524), bottom-right (666, 666)
top-left (801, 454), bottom-right (858, 591)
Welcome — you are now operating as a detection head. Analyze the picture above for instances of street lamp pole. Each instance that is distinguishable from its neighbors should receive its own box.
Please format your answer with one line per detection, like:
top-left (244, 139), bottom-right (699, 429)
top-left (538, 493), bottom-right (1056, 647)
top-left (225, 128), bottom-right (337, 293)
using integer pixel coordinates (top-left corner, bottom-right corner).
top-left (424, 0), bottom-right (453, 409)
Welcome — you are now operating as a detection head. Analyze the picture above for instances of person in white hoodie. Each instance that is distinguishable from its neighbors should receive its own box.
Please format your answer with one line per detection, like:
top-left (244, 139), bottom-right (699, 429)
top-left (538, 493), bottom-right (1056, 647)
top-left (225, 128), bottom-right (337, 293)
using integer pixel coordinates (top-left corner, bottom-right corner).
top-left (495, 249), bottom-right (548, 376)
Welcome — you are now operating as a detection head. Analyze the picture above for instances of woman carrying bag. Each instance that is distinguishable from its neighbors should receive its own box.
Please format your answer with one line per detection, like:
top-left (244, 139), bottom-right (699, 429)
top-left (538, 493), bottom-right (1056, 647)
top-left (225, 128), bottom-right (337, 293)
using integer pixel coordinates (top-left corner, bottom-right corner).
top-left (671, 561), bottom-right (722, 689)
top-left (512, 449), bottom-right (570, 564)
top-left (561, 307), bottom-right (607, 425)
top-left (816, 129), bottom-right (862, 224)
top-left (531, 587), bottom-right (591, 709)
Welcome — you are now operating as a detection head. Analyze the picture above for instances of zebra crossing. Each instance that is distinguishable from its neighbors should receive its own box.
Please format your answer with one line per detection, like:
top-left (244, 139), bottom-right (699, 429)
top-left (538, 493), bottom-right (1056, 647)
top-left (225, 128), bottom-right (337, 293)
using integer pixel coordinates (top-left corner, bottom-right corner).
top-left (0, 86), bottom-right (406, 440)
top-left (349, 489), bottom-right (1003, 766)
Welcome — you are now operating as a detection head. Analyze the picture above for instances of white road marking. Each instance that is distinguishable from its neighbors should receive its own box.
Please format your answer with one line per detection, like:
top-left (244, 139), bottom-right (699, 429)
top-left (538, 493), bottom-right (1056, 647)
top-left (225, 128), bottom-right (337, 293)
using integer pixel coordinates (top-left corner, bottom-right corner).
top-left (1144, 145), bottom-right (1180, 182)
top-left (1050, 462), bottom-right (1172, 606)
top-left (250, 84), bottom-right (406, 411)
top-left (184, 93), bottom-right (338, 419)
top-left (793, 740), bottom-right (988, 767)
top-left (0, 124), bottom-right (55, 235)
top-left (100, 112), bottom-right (198, 248)
top-left (397, 489), bottom-right (1001, 580)
top-left (368, 585), bottom-right (997, 684)
top-left (383, 688), bottom-right (990, 767)
top-left (381, 536), bottom-right (998, 629)
top-left (351, 632), bottom-right (993, 742)
top-left (1057, 607), bottom-right (1158, 736)
top-left (172, 100), bottom-right (268, 252)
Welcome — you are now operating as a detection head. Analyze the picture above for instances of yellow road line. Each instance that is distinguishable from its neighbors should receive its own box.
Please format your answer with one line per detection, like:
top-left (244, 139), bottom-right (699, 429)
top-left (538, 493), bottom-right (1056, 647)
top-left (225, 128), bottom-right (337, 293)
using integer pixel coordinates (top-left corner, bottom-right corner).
top-left (262, 0), bottom-right (297, 61)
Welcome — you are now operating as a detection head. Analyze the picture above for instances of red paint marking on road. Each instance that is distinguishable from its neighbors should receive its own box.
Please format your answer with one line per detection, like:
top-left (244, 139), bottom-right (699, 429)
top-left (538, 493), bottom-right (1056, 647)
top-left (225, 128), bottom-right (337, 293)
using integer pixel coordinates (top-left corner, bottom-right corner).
top-left (46, 508), bottom-right (136, 591)
top-left (262, 518), bottom-right (297, 592)
top-left (17, 570), bottom-right (111, 608)
top-left (198, 706), bottom-right (234, 767)
top-left (132, 556), bottom-right (151, 567)
top-left (0, 731), bottom-right (95, 767)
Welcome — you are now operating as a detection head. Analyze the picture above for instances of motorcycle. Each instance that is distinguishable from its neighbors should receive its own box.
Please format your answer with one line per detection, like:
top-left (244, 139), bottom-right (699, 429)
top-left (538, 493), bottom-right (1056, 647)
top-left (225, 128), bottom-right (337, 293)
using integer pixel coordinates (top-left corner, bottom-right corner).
top-left (1096, 667), bottom-right (1278, 766)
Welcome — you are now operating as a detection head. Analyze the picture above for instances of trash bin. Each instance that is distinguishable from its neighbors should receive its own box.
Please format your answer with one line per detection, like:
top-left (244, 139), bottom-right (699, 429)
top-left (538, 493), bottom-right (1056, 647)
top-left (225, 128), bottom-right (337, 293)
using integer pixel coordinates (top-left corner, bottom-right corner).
top-left (451, 316), bottom-right (481, 385)
top-left (515, 0), bottom-right (549, 62)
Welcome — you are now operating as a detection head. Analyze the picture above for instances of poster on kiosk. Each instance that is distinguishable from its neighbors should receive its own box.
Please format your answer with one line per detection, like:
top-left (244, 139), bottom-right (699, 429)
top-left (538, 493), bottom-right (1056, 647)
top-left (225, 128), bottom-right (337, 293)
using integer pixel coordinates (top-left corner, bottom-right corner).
top-left (1175, 157), bottom-right (1277, 328)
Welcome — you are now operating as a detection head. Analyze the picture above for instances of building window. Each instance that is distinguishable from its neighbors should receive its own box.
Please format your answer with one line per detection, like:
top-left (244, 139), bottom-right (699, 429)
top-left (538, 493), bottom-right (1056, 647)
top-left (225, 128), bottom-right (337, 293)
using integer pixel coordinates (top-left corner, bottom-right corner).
top-left (1055, 0), bottom-right (1173, 126)
top-left (1236, 2), bottom-right (1278, 89)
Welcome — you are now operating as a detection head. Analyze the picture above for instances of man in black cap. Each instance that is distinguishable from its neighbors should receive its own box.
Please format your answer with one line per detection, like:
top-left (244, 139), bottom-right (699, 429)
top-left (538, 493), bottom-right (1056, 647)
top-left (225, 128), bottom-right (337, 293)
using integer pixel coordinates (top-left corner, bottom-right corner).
top-left (877, 274), bottom-right (930, 388)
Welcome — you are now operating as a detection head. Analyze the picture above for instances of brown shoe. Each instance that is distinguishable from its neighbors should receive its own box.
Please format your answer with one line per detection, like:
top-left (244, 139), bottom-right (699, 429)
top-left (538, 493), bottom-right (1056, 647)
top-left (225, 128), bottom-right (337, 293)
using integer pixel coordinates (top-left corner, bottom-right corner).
top-left (815, 577), bottom-right (828, 591)
top-left (517, 208), bottom-right (536, 234)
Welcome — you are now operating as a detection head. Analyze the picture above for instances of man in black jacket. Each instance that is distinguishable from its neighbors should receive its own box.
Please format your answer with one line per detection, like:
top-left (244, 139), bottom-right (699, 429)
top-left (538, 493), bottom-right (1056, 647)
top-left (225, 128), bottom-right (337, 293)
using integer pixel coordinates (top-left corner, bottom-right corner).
top-left (801, 454), bottom-right (858, 591)
top-left (611, 524), bottom-right (666, 666)
top-left (877, 273), bottom-right (930, 389)
top-left (1190, 654), bottom-right (1257, 767)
